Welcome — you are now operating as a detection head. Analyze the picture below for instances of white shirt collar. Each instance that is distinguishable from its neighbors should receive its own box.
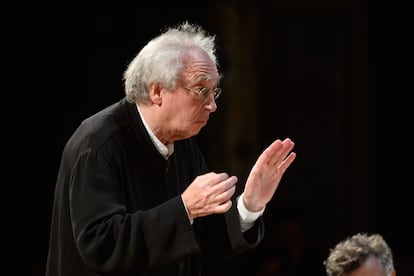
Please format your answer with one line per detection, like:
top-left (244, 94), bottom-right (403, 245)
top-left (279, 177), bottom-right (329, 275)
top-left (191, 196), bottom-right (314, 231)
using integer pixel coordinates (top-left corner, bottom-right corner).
top-left (136, 104), bottom-right (174, 159)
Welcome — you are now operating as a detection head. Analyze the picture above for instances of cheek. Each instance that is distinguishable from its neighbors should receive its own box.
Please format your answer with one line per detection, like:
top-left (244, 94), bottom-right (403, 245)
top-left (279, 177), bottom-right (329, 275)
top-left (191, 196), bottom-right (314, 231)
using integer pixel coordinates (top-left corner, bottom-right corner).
top-left (178, 102), bottom-right (203, 118)
top-left (165, 104), bottom-right (194, 125)
top-left (165, 96), bottom-right (204, 122)
top-left (179, 107), bottom-right (198, 122)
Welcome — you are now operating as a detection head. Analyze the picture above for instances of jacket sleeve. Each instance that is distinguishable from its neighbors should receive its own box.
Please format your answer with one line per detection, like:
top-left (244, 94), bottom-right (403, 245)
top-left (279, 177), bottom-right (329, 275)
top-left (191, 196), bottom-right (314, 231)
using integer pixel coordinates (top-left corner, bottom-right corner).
top-left (196, 198), bottom-right (264, 264)
top-left (69, 147), bottom-right (200, 273)
top-left (180, 137), bottom-right (265, 264)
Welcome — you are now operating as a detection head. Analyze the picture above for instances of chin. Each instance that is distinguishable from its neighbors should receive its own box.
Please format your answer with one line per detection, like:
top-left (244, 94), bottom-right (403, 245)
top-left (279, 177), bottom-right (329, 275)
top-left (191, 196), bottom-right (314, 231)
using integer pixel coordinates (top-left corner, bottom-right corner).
top-left (181, 123), bottom-right (205, 139)
top-left (190, 126), bottom-right (204, 136)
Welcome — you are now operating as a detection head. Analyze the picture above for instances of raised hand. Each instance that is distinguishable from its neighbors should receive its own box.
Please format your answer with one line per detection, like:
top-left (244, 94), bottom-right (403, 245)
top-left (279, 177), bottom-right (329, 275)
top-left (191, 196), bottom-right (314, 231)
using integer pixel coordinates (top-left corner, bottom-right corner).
top-left (242, 138), bottom-right (296, 212)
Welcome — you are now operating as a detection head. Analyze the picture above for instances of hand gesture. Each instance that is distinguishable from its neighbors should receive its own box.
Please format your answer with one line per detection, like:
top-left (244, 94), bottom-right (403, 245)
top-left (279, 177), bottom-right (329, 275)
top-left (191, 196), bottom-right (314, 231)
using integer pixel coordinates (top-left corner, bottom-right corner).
top-left (182, 172), bottom-right (238, 219)
top-left (242, 138), bottom-right (296, 212)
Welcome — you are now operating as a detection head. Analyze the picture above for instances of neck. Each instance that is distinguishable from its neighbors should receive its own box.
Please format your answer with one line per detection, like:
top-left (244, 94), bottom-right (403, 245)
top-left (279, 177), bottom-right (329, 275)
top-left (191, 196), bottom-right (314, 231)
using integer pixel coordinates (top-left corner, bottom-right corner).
top-left (137, 104), bottom-right (170, 145)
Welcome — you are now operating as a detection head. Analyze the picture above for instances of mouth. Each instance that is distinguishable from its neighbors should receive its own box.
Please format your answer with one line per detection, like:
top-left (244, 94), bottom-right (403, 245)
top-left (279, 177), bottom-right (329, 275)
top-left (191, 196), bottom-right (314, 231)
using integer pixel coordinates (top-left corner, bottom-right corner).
top-left (200, 117), bottom-right (209, 123)
top-left (197, 115), bottom-right (209, 122)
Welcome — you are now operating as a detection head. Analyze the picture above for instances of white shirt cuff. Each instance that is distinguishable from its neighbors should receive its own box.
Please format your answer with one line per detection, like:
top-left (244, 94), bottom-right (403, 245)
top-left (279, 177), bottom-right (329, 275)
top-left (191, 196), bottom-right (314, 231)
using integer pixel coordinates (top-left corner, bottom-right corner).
top-left (181, 195), bottom-right (193, 225)
top-left (237, 193), bottom-right (265, 232)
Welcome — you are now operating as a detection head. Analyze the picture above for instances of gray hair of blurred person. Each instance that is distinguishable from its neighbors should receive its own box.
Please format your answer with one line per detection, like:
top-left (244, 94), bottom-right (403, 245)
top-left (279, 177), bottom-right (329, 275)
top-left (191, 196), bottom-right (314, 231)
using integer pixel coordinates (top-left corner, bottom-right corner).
top-left (123, 21), bottom-right (219, 104)
top-left (324, 233), bottom-right (395, 276)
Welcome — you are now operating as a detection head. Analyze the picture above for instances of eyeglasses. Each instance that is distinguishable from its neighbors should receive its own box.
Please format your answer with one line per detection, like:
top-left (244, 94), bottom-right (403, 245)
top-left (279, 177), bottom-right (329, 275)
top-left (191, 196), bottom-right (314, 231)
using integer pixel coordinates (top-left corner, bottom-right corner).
top-left (181, 85), bottom-right (222, 101)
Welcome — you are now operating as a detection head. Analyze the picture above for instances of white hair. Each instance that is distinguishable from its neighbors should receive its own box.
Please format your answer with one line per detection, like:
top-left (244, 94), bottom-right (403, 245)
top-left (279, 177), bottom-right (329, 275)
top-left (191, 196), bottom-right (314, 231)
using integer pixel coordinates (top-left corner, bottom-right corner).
top-left (123, 21), bottom-right (218, 104)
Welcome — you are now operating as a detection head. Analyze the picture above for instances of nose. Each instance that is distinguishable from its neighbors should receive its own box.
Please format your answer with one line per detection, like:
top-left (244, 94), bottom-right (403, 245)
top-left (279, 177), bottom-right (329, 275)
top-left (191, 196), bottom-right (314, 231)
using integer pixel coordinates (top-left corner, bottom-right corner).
top-left (204, 97), bottom-right (217, 112)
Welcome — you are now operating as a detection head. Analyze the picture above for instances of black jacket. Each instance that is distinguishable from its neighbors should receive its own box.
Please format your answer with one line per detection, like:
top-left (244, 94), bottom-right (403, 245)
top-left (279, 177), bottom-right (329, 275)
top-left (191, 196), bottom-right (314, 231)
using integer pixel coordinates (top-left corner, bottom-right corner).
top-left (46, 97), bottom-right (264, 276)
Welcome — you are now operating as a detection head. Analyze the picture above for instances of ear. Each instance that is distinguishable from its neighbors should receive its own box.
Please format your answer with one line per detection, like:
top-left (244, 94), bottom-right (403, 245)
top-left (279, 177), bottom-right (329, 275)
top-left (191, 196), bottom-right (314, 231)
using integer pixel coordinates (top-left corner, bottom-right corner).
top-left (391, 269), bottom-right (396, 276)
top-left (148, 83), bottom-right (163, 105)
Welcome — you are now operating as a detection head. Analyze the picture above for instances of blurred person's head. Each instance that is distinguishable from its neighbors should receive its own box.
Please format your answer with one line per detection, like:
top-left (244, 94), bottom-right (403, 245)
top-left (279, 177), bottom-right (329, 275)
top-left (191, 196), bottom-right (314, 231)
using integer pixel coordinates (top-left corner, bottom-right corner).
top-left (324, 232), bottom-right (396, 276)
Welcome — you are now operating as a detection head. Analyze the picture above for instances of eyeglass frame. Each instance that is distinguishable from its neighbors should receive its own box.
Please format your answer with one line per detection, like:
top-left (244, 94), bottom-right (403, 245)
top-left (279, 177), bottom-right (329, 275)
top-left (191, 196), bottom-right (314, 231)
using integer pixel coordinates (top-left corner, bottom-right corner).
top-left (180, 84), bottom-right (222, 101)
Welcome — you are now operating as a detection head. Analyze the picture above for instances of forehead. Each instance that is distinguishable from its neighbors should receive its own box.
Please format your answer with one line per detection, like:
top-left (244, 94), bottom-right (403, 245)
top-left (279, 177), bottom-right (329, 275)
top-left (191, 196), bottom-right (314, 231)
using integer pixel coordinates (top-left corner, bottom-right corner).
top-left (181, 47), bottom-right (220, 83)
top-left (349, 255), bottom-right (387, 276)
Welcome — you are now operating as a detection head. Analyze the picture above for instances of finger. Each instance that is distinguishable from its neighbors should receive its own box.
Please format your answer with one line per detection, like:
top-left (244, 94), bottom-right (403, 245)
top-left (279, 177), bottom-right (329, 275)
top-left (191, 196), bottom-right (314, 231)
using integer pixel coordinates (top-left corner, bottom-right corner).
top-left (276, 139), bottom-right (295, 163)
top-left (256, 139), bottom-right (283, 165)
top-left (215, 172), bottom-right (230, 181)
top-left (214, 200), bottom-right (233, 214)
top-left (278, 151), bottom-right (296, 172)
top-left (269, 138), bottom-right (295, 165)
top-left (211, 175), bottom-right (237, 192)
top-left (213, 184), bottom-right (236, 204)
top-left (257, 139), bottom-right (290, 166)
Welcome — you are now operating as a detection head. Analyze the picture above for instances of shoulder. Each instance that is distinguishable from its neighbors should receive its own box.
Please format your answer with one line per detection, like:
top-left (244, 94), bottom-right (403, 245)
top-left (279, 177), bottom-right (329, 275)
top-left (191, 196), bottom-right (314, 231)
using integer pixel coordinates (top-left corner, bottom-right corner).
top-left (65, 98), bottom-right (133, 154)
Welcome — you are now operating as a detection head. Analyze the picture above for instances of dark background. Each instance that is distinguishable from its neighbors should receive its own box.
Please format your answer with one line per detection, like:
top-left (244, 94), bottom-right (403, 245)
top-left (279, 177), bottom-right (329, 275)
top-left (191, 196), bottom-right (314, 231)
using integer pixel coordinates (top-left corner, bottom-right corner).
top-left (15, 0), bottom-right (413, 275)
